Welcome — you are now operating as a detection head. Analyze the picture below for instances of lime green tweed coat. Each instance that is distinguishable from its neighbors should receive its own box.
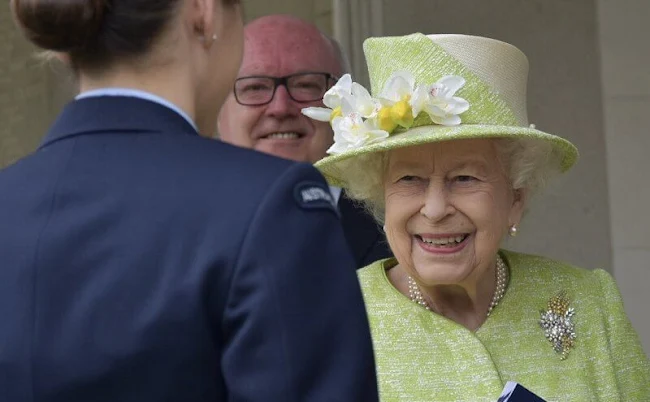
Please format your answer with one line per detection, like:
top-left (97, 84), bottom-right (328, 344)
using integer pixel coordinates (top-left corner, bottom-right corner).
top-left (358, 250), bottom-right (650, 401)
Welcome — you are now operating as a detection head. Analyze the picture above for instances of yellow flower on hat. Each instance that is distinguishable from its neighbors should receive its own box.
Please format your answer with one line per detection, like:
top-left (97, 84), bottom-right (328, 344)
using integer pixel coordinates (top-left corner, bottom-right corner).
top-left (378, 71), bottom-right (417, 129)
top-left (375, 71), bottom-right (469, 130)
top-left (376, 106), bottom-right (398, 132)
top-left (389, 98), bottom-right (414, 128)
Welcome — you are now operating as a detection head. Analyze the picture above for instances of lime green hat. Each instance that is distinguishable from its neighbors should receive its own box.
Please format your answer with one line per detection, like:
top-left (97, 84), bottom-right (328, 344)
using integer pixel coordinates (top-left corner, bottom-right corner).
top-left (301, 33), bottom-right (578, 187)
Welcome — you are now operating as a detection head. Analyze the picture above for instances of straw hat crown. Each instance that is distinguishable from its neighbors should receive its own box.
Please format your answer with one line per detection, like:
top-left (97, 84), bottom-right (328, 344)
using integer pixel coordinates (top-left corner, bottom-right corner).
top-left (365, 33), bottom-right (530, 127)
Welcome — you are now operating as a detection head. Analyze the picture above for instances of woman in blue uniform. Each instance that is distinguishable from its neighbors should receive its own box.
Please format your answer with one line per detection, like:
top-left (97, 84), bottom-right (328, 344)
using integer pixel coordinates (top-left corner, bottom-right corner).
top-left (0, 1), bottom-right (378, 401)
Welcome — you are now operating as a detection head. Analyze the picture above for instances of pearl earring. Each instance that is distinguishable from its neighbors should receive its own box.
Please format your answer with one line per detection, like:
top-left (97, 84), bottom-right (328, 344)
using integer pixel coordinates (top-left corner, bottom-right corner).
top-left (383, 225), bottom-right (386, 232)
top-left (509, 224), bottom-right (518, 237)
top-left (199, 34), bottom-right (218, 43)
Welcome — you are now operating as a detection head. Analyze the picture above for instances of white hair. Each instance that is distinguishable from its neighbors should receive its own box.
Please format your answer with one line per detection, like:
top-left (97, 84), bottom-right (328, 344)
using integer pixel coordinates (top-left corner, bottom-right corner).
top-left (338, 137), bottom-right (561, 224)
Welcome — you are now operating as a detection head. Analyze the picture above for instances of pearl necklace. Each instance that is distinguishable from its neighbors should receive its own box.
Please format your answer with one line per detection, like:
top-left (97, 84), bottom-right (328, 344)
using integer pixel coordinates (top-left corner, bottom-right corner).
top-left (407, 254), bottom-right (508, 318)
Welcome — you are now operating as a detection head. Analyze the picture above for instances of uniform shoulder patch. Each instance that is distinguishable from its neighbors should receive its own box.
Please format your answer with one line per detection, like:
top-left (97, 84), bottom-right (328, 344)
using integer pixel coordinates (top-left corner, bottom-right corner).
top-left (293, 181), bottom-right (339, 215)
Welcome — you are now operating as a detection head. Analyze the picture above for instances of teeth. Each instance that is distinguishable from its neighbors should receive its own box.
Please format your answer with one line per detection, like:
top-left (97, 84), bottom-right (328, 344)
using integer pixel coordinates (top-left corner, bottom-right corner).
top-left (267, 132), bottom-right (300, 139)
top-left (422, 235), bottom-right (466, 246)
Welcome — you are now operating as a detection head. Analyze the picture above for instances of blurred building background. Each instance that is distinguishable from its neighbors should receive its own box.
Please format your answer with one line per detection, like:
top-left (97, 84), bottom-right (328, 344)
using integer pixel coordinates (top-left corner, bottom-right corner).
top-left (1, 0), bottom-right (648, 355)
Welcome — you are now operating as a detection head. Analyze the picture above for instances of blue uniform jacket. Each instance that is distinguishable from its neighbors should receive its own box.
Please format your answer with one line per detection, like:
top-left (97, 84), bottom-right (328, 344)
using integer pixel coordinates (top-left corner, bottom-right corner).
top-left (0, 96), bottom-right (378, 402)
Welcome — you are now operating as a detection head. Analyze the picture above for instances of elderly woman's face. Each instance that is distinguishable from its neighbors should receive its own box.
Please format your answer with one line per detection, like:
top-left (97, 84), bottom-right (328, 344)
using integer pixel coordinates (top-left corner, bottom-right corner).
top-left (383, 139), bottom-right (524, 286)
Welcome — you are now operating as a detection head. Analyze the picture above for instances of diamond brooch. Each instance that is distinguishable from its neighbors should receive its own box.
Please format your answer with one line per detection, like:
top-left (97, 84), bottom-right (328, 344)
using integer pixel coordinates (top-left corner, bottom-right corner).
top-left (539, 291), bottom-right (576, 360)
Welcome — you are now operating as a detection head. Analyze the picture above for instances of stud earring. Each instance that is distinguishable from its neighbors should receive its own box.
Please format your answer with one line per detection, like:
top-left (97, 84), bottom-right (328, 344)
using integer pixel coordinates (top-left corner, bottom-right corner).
top-left (199, 34), bottom-right (218, 43)
top-left (382, 225), bottom-right (386, 232)
top-left (509, 224), bottom-right (518, 237)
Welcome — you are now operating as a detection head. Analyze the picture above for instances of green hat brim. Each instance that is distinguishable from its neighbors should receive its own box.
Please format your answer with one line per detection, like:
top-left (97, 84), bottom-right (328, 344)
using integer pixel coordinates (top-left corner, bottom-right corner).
top-left (315, 124), bottom-right (578, 187)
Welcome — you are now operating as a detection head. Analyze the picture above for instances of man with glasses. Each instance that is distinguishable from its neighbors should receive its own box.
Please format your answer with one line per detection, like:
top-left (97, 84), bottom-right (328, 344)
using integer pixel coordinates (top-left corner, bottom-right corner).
top-left (218, 15), bottom-right (391, 268)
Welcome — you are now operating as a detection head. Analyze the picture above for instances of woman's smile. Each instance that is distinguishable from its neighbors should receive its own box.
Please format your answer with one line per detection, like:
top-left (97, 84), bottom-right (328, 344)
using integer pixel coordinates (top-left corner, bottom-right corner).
top-left (415, 233), bottom-right (471, 254)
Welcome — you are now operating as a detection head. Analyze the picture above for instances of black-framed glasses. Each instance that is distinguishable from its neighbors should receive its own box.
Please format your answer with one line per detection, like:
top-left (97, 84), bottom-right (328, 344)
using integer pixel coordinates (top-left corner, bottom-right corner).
top-left (233, 72), bottom-right (338, 106)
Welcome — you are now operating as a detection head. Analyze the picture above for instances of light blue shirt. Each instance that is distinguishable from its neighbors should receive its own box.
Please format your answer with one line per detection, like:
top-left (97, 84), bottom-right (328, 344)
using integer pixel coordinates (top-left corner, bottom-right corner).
top-left (329, 186), bottom-right (342, 205)
top-left (76, 88), bottom-right (198, 131)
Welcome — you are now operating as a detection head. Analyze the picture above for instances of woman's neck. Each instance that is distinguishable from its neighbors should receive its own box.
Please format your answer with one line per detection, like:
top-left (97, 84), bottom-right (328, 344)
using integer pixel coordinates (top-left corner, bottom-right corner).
top-left (388, 259), bottom-right (498, 331)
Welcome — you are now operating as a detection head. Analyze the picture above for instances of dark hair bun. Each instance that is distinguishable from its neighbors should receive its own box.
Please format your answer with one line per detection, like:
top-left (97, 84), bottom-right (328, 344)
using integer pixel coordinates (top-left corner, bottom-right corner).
top-left (11, 0), bottom-right (108, 52)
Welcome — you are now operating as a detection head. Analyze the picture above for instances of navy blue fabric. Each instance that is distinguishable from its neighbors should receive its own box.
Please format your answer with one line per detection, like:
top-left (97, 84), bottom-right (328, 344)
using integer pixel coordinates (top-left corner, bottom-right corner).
top-left (338, 195), bottom-right (392, 268)
top-left (0, 96), bottom-right (378, 402)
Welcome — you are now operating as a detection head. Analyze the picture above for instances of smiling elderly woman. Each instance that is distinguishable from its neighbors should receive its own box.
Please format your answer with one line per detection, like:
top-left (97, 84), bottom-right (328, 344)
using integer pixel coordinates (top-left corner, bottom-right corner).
top-left (303, 33), bottom-right (650, 401)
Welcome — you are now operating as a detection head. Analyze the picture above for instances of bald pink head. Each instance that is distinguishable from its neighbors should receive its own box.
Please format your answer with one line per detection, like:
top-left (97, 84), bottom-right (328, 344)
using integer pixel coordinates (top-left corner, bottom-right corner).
top-left (241, 15), bottom-right (344, 78)
top-left (218, 15), bottom-right (346, 163)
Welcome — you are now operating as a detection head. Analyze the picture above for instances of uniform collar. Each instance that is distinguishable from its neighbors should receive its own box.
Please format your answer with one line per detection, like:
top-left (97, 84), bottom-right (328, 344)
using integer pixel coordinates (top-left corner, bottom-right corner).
top-left (40, 96), bottom-right (199, 149)
top-left (76, 88), bottom-right (197, 131)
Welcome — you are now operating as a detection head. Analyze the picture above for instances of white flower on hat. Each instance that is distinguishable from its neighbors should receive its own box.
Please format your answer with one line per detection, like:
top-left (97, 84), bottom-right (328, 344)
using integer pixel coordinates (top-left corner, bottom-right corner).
top-left (301, 74), bottom-right (353, 122)
top-left (376, 71), bottom-right (469, 127)
top-left (350, 82), bottom-right (382, 119)
top-left (413, 76), bottom-right (470, 126)
top-left (302, 71), bottom-right (470, 156)
top-left (379, 71), bottom-right (416, 105)
top-left (374, 71), bottom-right (419, 129)
top-left (327, 110), bottom-right (389, 155)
